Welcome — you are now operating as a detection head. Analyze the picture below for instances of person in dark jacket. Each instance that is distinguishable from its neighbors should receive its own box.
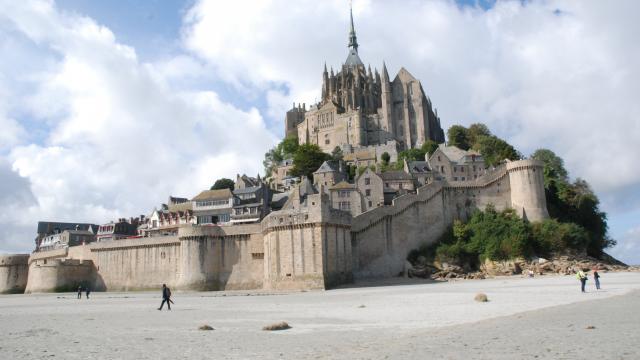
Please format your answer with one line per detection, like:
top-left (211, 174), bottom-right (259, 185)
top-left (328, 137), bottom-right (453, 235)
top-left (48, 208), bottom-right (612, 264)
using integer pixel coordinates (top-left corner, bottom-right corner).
top-left (85, 286), bottom-right (91, 299)
top-left (77, 285), bottom-right (83, 299)
top-left (157, 284), bottom-right (172, 310)
top-left (593, 268), bottom-right (601, 290)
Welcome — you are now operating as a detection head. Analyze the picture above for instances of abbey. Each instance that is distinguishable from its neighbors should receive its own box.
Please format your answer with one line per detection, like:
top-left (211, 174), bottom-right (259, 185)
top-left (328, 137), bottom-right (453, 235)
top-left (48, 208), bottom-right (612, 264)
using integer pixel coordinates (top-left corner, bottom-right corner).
top-left (286, 8), bottom-right (445, 156)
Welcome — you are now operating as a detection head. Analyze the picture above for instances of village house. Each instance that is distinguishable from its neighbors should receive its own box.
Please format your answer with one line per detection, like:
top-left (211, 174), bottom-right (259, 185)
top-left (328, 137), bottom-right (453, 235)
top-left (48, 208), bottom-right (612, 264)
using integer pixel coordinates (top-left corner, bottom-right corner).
top-left (96, 218), bottom-right (139, 242)
top-left (38, 226), bottom-right (96, 251)
top-left (192, 188), bottom-right (234, 225)
top-left (427, 144), bottom-right (486, 182)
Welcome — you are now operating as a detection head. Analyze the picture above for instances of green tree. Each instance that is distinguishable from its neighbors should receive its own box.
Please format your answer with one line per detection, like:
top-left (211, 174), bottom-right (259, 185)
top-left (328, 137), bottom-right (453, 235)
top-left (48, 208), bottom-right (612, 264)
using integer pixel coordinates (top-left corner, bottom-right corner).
top-left (381, 151), bottom-right (391, 165)
top-left (290, 143), bottom-right (331, 179)
top-left (263, 136), bottom-right (299, 175)
top-left (331, 146), bottom-right (344, 162)
top-left (447, 125), bottom-right (470, 150)
top-left (210, 178), bottom-right (235, 191)
top-left (421, 140), bottom-right (439, 158)
top-left (398, 148), bottom-right (427, 162)
top-left (531, 148), bottom-right (568, 184)
top-left (278, 136), bottom-right (299, 156)
top-left (474, 135), bottom-right (521, 166)
top-left (467, 123), bottom-right (491, 145)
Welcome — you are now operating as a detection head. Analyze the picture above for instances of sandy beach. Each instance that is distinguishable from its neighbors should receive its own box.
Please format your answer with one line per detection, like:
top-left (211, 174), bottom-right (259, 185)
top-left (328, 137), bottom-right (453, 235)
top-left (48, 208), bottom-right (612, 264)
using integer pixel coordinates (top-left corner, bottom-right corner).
top-left (1, 272), bottom-right (639, 359)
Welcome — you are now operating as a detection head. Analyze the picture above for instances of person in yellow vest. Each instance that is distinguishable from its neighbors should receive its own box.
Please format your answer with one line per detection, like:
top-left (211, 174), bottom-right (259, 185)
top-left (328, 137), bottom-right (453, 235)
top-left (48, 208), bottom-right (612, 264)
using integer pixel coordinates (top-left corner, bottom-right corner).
top-left (576, 269), bottom-right (588, 293)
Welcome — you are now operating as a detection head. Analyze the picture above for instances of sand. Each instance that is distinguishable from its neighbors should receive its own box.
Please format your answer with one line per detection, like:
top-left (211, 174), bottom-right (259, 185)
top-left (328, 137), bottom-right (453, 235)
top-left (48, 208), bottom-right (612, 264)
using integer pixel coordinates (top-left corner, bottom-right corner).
top-left (1, 272), bottom-right (639, 359)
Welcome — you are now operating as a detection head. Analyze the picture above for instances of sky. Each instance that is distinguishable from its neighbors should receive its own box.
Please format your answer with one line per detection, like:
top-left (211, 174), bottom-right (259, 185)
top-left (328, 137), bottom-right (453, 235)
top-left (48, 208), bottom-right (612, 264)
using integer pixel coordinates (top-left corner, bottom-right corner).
top-left (0, 0), bottom-right (638, 264)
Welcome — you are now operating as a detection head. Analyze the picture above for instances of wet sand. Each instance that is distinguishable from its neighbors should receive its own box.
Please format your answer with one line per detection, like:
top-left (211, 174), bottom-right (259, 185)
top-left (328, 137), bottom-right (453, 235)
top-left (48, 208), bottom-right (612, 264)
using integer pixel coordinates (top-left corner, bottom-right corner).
top-left (1, 272), bottom-right (638, 359)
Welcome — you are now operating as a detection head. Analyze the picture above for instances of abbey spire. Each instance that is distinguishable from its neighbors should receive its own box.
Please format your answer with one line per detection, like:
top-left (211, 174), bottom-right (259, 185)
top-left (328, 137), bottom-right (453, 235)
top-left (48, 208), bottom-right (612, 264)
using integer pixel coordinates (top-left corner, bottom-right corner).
top-left (344, 1), bottom-right (364, 67)
top-left (348, 2), bottom-right (359, 52)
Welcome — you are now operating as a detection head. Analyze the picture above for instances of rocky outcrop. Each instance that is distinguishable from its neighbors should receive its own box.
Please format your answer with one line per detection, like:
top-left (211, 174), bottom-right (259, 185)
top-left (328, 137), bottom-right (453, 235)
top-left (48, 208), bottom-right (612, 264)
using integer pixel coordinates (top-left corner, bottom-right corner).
top-left (407, 252), bottom-right (633, 281)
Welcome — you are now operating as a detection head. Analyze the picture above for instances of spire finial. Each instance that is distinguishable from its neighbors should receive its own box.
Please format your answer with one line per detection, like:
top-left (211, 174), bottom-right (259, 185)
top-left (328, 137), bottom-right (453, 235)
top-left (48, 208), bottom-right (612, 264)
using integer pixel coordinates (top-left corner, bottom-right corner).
top-left (348, 0), bottom-right (358, 52)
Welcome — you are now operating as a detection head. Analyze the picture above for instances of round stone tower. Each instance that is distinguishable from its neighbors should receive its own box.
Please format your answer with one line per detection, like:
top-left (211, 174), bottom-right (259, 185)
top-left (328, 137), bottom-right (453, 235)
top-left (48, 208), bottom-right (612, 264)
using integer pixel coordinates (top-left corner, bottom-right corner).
top-left (0, 254), bottom-right (29, 294)
top-left (177, 226), bottom-right (223, 291)
top-left (506, 159), bottom-right (549, 222)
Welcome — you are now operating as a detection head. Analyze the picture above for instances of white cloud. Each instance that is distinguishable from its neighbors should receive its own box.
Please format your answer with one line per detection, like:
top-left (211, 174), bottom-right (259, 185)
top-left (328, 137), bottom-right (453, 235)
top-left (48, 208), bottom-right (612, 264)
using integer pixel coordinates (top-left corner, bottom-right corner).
top-left (2, 0), bottom-right (639, 256)
top-left (0, 0), bottom-right (277, 253)
top-left (183, 0), bottom-right (640, 198)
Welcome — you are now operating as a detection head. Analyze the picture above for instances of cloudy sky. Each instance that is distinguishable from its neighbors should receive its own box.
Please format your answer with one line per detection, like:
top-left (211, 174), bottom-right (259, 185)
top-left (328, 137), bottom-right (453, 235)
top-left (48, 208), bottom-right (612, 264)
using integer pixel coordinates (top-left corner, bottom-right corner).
top-left (0, 0), bottom-right (638, 264)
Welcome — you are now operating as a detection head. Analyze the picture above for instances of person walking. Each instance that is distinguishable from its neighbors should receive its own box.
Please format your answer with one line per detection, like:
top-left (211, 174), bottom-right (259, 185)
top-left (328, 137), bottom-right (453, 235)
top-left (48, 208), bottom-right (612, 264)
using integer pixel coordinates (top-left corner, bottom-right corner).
top-left (158, 284), bottom-right (172, 311)
top-left (85, 286), bottom-right (91, 299)
top-left (77, 285), bottom-right (83, 299)
top-left (593, 268), bottom-right (601, 290)
top-left (576, 269), bottom-right (588, 293)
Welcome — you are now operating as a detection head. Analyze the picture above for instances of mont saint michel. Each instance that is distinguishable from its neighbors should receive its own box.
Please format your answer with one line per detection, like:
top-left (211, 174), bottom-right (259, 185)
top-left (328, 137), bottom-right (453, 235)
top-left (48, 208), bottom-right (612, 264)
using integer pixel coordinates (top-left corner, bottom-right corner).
top-left (1, 2), bottom-right (638, 359)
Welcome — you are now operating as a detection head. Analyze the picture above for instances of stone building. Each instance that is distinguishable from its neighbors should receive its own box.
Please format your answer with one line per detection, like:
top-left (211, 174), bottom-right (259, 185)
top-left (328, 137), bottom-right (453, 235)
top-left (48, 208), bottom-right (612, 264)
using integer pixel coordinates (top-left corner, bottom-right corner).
top-left (428, 144), bottom-right (486, 182)
top-left (269, 158), bottom-right (295, 192)
top-left (231, 183), bottom-right (271, 224)
top-left (291, 7), bottom-right (445, 156)
top-left (313, 160), bottom-right (347, 189)
top-left (356, 168), bottom-right (386, 212)
top-left (404, 160), bottom-right (434, 186)
top-left (329, 181), bottom-right (363, 216)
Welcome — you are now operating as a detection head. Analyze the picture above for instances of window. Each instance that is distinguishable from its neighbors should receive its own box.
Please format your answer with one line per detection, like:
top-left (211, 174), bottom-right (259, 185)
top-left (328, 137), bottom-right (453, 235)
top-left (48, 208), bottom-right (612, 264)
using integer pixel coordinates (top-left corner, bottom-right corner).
top-left (325, 139), bottom-right (330, 145)
top-left (365, 189), bottom-right (371, 196)
top-left (438, 156), bottom-right (441, 161)
top-left (454, 167), bottom-right (456, 173)
top-left (461, 177), bottom-right (465, 181)
top-left (440, 166), bottom-right (445, 173)
top-left (339, 201), bottom-right (351, 211)
top-left (473, 165), bottom-right (476, 171)
top-left (368, 201), bottom-right (372, 207)
top-left (399, 183), bottom-right (403, 189)
top-left (364, 177), bottom-right (370, 185)
top-left (453, 177), bottom-right (458, 181)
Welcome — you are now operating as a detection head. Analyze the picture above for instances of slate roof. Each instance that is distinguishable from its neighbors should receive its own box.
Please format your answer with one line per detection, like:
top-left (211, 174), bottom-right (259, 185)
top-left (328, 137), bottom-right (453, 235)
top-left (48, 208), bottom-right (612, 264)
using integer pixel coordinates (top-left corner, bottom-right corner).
top-left (437, 145), bottom-right (481, 163)
top-left (345, 49), bottom-right (364, 67)
top-left (233, 186), bottom-right (262, 195)
top-left (36, 222), bottom-right (98, 236)
top-left (315, 161), bottom-right (340, 173)
top-left (167, 201), bottom-right (193, 212)
top-left (378, 171), bottom-right (413, 181)
top-left (330, 181), bottom-right (356, 190)
top-left (192, 188), bottom-right (233, 201)
top-left (407, 161), bottom-right (431, 174)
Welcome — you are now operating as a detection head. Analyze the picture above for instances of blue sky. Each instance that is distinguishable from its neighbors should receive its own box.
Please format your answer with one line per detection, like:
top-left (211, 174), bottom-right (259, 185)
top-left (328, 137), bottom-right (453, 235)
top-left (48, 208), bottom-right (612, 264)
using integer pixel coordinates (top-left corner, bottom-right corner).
top-left (0, 0), bottom-right (638, 264)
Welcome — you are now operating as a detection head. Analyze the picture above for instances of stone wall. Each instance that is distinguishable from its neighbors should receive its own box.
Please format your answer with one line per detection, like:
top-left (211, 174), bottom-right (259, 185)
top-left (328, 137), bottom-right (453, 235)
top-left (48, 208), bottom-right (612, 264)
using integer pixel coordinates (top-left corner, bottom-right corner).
top-left (351, 182), bottom-right (445, 279)
top-left (11, 160), bottom-right (547, 294)
top-left (0, 254), bottom-right (29, 294)
top-left (350, 160), bottom-right (546, 280)
top-left (90, 236), bottom-right (181, 291)
top-left (25, 258), bottom-right (96, 293)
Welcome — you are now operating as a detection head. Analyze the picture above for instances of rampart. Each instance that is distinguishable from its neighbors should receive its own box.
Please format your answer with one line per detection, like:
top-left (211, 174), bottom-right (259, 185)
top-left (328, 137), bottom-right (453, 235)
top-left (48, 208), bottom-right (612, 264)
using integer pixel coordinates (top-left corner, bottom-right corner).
top-left (350, 159), bottom-right (547, 279)
top-left (6, 160), bottom-right (548, 294)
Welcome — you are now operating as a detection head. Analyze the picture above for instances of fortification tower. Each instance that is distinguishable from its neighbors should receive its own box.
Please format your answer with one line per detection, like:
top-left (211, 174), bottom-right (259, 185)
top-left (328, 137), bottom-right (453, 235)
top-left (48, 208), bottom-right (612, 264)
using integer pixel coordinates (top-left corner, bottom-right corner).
top-left (0, 254), bottom-right (29, 294)
top-left (177, 226), bottom-right (225, 291)
top-left (506, 159), bottom-right (550, 222)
